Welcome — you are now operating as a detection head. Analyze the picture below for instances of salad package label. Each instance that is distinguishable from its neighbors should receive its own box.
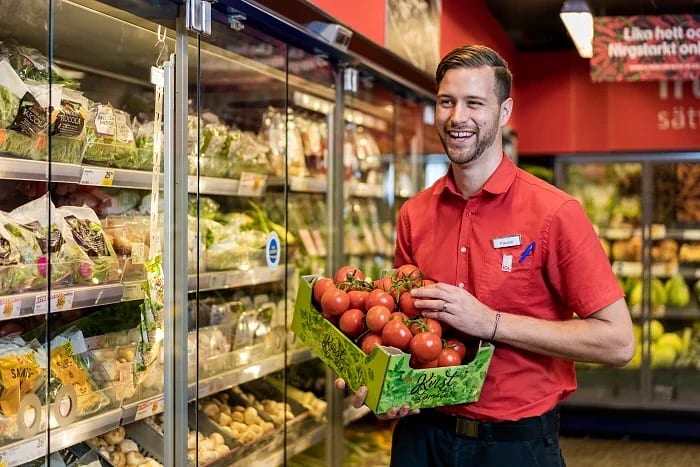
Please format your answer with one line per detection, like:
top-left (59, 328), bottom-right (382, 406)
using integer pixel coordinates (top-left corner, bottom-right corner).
top-left (292, 276), bottom-right (495, 413)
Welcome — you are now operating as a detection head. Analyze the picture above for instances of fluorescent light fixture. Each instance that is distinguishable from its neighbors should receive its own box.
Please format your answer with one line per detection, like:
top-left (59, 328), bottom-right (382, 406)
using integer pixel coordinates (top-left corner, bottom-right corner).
top-left (560, 0), bottom-right (594, 58)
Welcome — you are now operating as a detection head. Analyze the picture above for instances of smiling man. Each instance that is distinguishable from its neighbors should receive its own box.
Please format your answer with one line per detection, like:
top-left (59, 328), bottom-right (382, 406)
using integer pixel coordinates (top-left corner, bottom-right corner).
top-left (338, 45), bottom-right (635, 467)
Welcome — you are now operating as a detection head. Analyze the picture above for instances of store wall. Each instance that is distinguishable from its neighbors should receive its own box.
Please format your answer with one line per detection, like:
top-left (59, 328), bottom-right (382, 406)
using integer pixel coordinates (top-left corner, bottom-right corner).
top-left (307, 0), bottom-right (385, 45)
top-left (517, 50), bottom-right (700, 155)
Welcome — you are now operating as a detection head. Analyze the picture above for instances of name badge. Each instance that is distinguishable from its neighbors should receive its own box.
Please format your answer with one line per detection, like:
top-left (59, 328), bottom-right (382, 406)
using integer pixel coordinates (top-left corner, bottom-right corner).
top-left (492, 234), bottom-right (522, 249)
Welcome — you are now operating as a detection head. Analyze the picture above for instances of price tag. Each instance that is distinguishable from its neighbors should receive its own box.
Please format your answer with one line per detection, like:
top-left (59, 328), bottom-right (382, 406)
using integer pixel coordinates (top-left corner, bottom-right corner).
top-left (237, 172), bottom-right (267, 197)
top-left (135, 396), bottom-right (164, 421)
top-left (211, 273), bottom-right (227, 289)
top-left (131, 243), bottom-right (145, 265)
top-left (150, 66), bottom-right (165, 87)
top-left (85, 334), bottom-right (106, 350)
top-left (682, 229), bottom-right (700, 240)
top-left (122, 282), bottom-right (144, 301)
top-left (0, 297), bottom-right (21, 319)
top-left (50, 290), bottom-right (75, 313)
top-left (80, 168), bottom-right (115, 186)
top-left (0, 435), bottom-right (47, 466)
top-left (290, 177), bottom-right (309, 192)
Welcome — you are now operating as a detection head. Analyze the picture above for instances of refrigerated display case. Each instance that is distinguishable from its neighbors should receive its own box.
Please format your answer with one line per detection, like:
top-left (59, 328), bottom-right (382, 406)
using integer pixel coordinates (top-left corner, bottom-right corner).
top-left (0, 0), bottom-right (437, 465)
top-left (554, 153), bottom-right (700, 418)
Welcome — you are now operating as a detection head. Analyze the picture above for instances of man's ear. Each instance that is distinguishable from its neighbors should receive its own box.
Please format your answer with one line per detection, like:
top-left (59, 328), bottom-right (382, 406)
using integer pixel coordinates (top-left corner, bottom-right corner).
top-left (499, 97), bottom-right (513, 127)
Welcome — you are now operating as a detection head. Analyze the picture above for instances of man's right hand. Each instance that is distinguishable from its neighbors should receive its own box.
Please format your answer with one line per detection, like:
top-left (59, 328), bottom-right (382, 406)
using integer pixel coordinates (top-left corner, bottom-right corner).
top-left (334, 378), bottom-right (420, 420)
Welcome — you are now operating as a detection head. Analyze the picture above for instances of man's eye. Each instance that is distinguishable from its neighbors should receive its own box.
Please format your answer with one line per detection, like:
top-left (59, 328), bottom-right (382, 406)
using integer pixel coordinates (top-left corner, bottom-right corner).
top-left (439, 100), bottom-right (454, 107)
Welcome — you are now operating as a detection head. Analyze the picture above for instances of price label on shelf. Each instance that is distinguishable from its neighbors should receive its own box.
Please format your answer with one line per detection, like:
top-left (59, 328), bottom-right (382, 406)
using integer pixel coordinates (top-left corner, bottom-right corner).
top-left (0, 297), bottom-right (21, 319)
top-left (122, 282), bottom-right (144, 301)
top-left (80, 168), bottom-right (115, 186)
top-left (237, 172), bottom-right (267, 197)
top-left (0, 435), bottom-right (47, 466)
top-left (135, 396), bottom-right (164, 421)
top-left (682, 229), bottom-right (700, 240)
top-left (33, 290), bottom-right (75, 315)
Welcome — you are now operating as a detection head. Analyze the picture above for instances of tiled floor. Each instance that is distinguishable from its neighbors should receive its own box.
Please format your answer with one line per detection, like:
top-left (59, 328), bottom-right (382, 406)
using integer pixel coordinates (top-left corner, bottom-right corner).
top-left (560, 436), bottom-right (700, 467)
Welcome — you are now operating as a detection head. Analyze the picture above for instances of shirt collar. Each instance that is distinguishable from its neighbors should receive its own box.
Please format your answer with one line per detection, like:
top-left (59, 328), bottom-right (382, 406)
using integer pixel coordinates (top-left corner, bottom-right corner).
top-left (433, 154), bottom-right (517, 197)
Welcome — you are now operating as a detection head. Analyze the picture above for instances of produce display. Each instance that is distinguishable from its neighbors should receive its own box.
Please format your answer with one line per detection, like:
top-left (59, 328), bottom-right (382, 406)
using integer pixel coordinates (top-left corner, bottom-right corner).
top-left (87, 426), bottom-right (162, 467)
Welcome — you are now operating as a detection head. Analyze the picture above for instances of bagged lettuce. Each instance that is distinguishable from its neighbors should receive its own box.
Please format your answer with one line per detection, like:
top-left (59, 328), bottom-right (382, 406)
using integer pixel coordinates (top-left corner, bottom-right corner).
top-left (57, 205), bottom-right (120, 285)
top-left (32, 87), bottom-right (88, 163)
top-left (0, 211), bottom-right (44, 294)
top-left (11, 194), bottom-right (88, 288)
top-left (83, 103), bottom-right (139, 168)
top-left (0, 59), bottom-right (24, 129)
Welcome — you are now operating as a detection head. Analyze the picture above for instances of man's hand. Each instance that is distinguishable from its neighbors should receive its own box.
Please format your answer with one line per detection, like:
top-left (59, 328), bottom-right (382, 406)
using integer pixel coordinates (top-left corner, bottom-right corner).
top-left (335, 378), bottom-right (420, 420)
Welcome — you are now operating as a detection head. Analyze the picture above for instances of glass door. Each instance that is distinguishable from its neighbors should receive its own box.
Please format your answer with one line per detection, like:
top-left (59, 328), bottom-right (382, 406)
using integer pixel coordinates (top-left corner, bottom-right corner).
top-left (0, 0), bottom-right (177, 465)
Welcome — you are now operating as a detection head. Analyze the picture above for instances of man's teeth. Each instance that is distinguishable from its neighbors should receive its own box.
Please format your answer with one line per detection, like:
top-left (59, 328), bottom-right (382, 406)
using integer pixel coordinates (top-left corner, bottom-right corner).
top-left (448, 130), bottom-right (474, 138)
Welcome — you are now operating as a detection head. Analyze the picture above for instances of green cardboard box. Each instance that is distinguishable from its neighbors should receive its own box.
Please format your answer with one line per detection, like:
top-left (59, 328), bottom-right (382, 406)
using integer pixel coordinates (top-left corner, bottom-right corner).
top-left (292, 275), bottom-right (494, 413)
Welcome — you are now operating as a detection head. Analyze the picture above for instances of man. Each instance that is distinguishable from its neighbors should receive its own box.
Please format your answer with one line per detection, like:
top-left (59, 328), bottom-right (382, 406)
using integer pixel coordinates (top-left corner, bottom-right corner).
top-left (337, 45), bottom-right (635, 466)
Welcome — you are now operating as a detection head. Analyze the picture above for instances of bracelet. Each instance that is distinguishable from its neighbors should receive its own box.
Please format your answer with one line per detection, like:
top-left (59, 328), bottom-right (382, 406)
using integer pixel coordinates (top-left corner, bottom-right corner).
top-left (490, 311), bottom-right (502, 341)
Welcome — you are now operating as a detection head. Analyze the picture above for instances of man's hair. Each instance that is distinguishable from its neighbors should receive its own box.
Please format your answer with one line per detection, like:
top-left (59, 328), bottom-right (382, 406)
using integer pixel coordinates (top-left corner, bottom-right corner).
top-left (435, 45), bottom-right (512, 103)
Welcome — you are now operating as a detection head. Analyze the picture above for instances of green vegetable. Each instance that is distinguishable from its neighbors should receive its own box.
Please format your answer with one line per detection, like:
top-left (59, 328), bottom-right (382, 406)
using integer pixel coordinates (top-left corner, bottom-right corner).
top-left (0, 85), bottom-right (19, 128)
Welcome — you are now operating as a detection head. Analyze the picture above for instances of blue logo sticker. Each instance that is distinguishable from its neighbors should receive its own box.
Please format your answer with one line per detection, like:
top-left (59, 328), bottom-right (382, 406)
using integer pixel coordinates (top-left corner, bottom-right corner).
top-left (266, 231), bottom-right (280, 270)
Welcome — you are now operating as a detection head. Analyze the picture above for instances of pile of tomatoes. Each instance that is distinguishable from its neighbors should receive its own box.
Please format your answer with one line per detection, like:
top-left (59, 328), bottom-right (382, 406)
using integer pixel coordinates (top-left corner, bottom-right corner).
top-left (311, 264), bottom-right (473, 368)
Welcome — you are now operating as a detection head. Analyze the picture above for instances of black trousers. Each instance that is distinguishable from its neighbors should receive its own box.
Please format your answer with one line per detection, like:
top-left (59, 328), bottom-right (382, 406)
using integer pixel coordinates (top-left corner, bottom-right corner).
top-left (390, 409), bottom-right (567, 467)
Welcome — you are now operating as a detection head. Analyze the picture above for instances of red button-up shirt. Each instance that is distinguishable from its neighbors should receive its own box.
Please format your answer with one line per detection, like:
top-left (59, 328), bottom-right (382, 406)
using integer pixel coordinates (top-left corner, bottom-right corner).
top-left (394, 155), bottom-right (623, 421)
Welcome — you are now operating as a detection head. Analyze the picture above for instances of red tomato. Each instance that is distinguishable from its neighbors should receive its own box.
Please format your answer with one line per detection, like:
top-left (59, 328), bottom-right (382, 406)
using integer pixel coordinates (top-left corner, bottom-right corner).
top-left (320, 288), bottom-right (350, 317)
top-left (347, 290), bottom-right (369, 311)
top-left (410, 356), bottom-right (439, 369)
top-left (339, 308), bottom-right (366, 338)
top-left (398, 291), bottom-right (421, 318)
top-left (381, 320), bottom-right (412, 350)
top-left (334, 265), bottom-right (365, 283)
top-left (312, 277), bottom-right (336, 304)
top-left (365, 289), bottom-right (395, 311)
top-left (408, 332), bottom-right (443, 362)
top-left (410, 318), bottom-right (443, 337)
top-left (445, 337), bottom-right (467, 361)
top-left (396, 264), bottom-right (422, 283)
top-left (437, 348), bottom-right (462, 367)
top-left (389, 311), bottom-right (408, 323)
top-left (375, 275), bottom-right (396, 293)
top-left (421, 279), bottom-right (436, 287)
top-left (365, 305), bottom-right (392, 333)
top-left (360, 333), bottom-right (383, 355)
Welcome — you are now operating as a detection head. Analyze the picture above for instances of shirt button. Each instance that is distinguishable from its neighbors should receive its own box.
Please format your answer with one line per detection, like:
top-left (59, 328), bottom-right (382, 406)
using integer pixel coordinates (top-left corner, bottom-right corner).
top-left (460, 246), bottom-right (467, 253)
top-left (458, 282), bottom-right (464, 288)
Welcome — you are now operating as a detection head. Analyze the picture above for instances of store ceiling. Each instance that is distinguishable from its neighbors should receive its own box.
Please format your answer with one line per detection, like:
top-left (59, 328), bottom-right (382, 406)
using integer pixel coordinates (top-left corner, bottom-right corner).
top-left (482, 0), bottom-right (700, 52)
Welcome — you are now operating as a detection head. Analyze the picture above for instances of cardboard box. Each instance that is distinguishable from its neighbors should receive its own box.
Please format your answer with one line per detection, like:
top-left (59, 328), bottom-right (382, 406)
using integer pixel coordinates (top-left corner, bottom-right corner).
top-left (292, 275), bottom-right (494, 413)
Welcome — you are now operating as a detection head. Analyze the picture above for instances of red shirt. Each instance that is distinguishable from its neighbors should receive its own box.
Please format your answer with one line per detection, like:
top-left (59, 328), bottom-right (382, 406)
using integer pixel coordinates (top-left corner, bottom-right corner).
top-left (394, 155), bottom-right (623, 422)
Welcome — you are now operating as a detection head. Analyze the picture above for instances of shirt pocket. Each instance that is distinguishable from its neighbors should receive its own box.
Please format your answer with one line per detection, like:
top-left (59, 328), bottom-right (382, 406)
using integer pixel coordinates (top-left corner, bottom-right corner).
top-left (476, 248), bottom-right (539, 311)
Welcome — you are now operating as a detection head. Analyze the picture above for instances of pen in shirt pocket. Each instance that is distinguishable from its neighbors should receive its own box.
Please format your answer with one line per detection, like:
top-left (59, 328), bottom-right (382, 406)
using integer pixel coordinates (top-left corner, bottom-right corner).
top-left (518, 241), bottom-right (535, 263)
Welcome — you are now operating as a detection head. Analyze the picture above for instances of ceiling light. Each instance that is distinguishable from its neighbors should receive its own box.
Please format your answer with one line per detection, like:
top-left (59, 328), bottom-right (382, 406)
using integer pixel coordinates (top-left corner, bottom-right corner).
top-left (560, 0), bottom-right (594, 58)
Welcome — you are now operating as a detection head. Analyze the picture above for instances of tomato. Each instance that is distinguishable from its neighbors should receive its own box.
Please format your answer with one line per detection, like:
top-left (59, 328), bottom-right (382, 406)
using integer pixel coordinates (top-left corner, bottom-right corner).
top-left (366, 305), bottom-right (392, 333)
top-left (381, 320), bottom-right (412, 350)
top-left (437, 348), bottom-right (462, 367)
top-left (421, 279), bottom-right (436, 287)
top-left (334, 265), bottom-right (365, 283)
top-left (389, 311), bottom-right (408, 323)
top-left (360, 333), bottom-right (383, 355)
top-left (445, 337), bottom-right (467, 361)
top-left (347, 290), bottom-right (369, 311)
top-left (339, 308), bottom-right (366, 338)
top-left (409, 317), bottom-right (442, 337)
top-left (320, 288), bottom-right (350, 317)
top-left (410, 356), bottom-right (438, 369)
top-left (408, 332), bottom-right (443, 362)
top-left (365, 289), bottom-right (395, 311)
top-left (398, 291), bottom-right (421, 318)
top-left (375, 275), bottom-right (396, 293)
top-left (312, 277), bottom-right (336, 304)
top-left (396, 264), bottom-right (422, 282)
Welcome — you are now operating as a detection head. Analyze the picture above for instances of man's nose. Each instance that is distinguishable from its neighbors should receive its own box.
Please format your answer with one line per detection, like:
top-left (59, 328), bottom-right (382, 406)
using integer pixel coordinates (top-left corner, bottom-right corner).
top-left (450, 102), bottom-right (470, 124)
